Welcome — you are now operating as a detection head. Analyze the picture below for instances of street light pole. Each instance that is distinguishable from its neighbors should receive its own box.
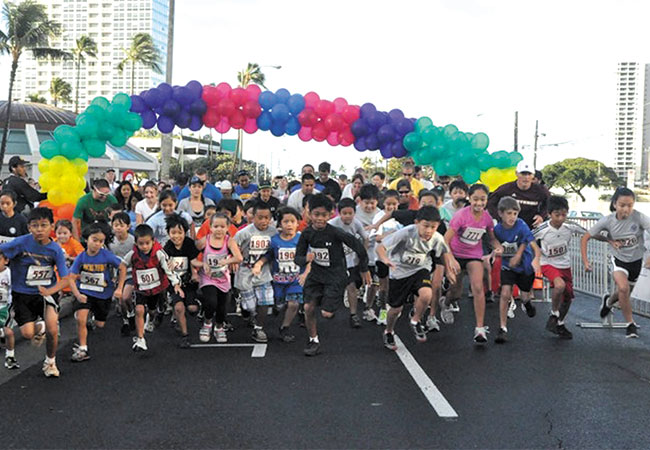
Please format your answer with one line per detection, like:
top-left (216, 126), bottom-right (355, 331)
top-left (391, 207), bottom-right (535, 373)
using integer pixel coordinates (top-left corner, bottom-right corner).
top-left (533, 119), bottom-right (539, 168)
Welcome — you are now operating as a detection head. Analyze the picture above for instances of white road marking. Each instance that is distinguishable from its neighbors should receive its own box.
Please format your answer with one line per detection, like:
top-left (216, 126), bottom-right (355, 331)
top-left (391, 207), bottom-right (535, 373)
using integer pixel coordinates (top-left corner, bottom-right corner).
top-left (394, 335), bottom-right (458, 418)
top-left (189, 343), bottom-right (267, 358)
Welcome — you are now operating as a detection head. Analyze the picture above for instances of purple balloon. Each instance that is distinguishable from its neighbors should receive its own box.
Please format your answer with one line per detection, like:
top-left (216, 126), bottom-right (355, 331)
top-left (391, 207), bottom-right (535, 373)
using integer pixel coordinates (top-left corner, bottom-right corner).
top-left (189, 115), bottom-right (203, 132)
top-left (189, 99), bottom-right (207, 116)
top-left (396, 118), bottom-right (415, 136)
top-left (141, 110), bottom-right (157, 129)
top-left (354, 137), bottom-right (367, 151)
top-left (388, 109), bottom-right (404, 122)
top-left (130, 95), bottom-right (147, 113)
top-left (350, 120), bottom-right (369, 138)
top-left (143, 89), bottom-right (164, 109)
top-left (154, 106), bottom-right (165, 116)
top-left (186, 80), bottom-right (203, 99)
top-left (366, 134), bottom-right (379, 150)
top-left (173, 86), bottom-right (193, 106)
top-left (175, 110), bottom-right (192, 128)
top-left (360, 103), bottom-right (376, 117)
top-left (367, 111), bottom-right (387, 130)
top-left (379, 143), bottom-right (393, 159)
top-left (162, 99), bottom-right (181, 118)
top-left (157, 115), bottom-right (175, 134)
top-left (377, 124), bottom-right (395, 144)
top-left (157, 83), bottom-right (173, 99)
top-left (391, 141), bottom-right (408, 158)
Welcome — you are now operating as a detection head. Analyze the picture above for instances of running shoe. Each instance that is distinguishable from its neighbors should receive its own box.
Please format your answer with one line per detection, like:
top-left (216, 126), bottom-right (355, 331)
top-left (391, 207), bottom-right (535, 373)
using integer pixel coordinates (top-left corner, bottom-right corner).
top-left (626, 323), bottom-right (639, 339)
top-left (223, 320), bottom-right (235, 332)
top-left (343, 291), bottom-right (349, 308)
top-left (411, 321), bottom-right (427, 343)
top-left (252, 327), bottom-right (268, 343)
top-left (178, 335), bottom-right (191, 349)
top-left (507, 299), bottom-right (516, 319)
top-left (485, 291), bottom-right (495, 304)
top-left (522, 300), bottom-right (537, 318)
top-left (132, 337), bottom-right (148, 352)
top-left (495, 327), bottom-right (508, 344)
top-left (600, 294), bottom-right (612, 319)
top-left (376, 308), bottom-right (388, 326)
top-left (214, 327), bottom-right (228, 343)
top-left (383, 332), bottom-right (397, 351)
top-left (546, 315), bottom-right (559, 334)
top-left (304, 340), bottom-right (320, 356)
top-left (87, 313), bottom-right (96, 331)
top-left (439, 298), bottom-right (454, 325)
top-left (363, 308), bottom-right (377, 322)
top-left (31, 320), bottom-right (46, 347)
top-left (349, 314), bottom-right (361, 329)
top-left (425, 316), bottom-right (441, 333)
top-left (144, 314), bottom-right (154, 333)
top-left (556, 324), bottom-right (573, 339)
top-left (450, 300), bottom-right (460, 313)
top-left (4, 356), bottom-right (19, 370)
top-left (71, 345), bottom-right (90, 362)
top-left (278, 326), bottom-right (295, 343)
top-left (42, 360), bottom-right (60, 378)
top-left (199, 323), bottom-right (212, 342)
top-left (473, 327), bottom-right (489, 344)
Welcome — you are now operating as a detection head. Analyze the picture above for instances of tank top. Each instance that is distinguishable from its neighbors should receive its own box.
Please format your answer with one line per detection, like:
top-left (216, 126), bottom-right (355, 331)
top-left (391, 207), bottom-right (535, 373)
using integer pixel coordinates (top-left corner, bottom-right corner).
top-left (199, 235), bottom-right (232, 293)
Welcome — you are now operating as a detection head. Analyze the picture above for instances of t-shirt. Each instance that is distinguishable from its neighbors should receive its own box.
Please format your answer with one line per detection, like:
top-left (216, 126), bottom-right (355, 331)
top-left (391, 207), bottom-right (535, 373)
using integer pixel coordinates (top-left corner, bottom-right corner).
top-left (267, 233), bottom-right (303, 294)
top-left (295, 223), bottom-right (369, 283)
top-left (109, 234), bottom-right (136, 259)
top-left (145, 210), bottom-right (193, 247)
top-left (388, 177), bottom-right (424, 197)
top-left (355, 206), bottom-right (383, 264)
top-left (122, 246), bottom-right (180, 289)
top-left (234, 223), bottom-right (277, 291)
top-left (70, 249), bottom-right (123, 299)
top-left (176, 197), bottom-right (215, 227)
top-left (487, 181), bottom-right (549, 228)
top-left (392, 209), bottom-right (448, 236)
top-left (257, 196), bottom-right (281, 220)
top-left (164, 237), bottom-right (200, 286)
top-left (381, 225), bottom-right (448, 280)
top-left (235, 184), bottom-right (259, 201)
top-left (73, 192), bottom-right (117, 233)
top-left (328, 216), bottom-right (368, 268)
top-left (0, 212), bottom-right (28, 244)
top-left (0, 268), bottom-right (11, 308)
top-left (135, 199), bottom-right (158, 222)
top-left (178, 183), bottom-right (223, 204)
top-left (588, 211), bottom-right (650, 262)
top-left (533, 220), bottom-right (586, 269)
top-left (442, 199), bottom-right (464, 219)
top-left (0, 234), bottom-right (68, 295)
top-left (449, 206), bottom-right (494, 259)
top-left (58, 238), bottom-right (85, 264)
top-left (287, 188), bottom-right (321, 213)
top-left (494, 218), bottom-right (535, 274)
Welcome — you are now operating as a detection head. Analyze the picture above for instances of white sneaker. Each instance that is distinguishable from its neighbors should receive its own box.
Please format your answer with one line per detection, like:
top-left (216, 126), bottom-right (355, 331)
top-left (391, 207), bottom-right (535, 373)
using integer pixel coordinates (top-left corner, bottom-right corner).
top-left (363, 308), bottom-right (377, 322)
top-left (199, 322), bottom-right (212, 343)
top-left (473, 326), bottom-right (488, 344)
top-left (144, 314), bottom-right (154, 333)
top-left (376, 308), bottom-right (387, 325)
top-left (507, 299), bottom-right (516, 319)
top-left (42, 359), bottom-right (60, 378)
top-left (343, 291), bottom-right (350, 308)
top-left (31, 321), bottom-right (46, 347)
top-left (426, 316), bottom-right (441, 333)
top-left (450, 300), bottom-right (460, 313)
top-left (439, 298), bottom-right (454, 325)
top-left (214, 327), bottom-right (227, 343)
top-left (132, 337), bottom-right (148, 352)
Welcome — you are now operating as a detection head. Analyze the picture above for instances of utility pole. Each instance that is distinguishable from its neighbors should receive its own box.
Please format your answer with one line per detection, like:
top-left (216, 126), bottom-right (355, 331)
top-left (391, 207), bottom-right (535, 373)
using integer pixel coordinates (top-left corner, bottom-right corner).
top-left (159, 0), bottom-right (175, 181)
top-left (533, 119), bottom-right (539, 169)
top-left (514, 111), bottom-right (519, 152)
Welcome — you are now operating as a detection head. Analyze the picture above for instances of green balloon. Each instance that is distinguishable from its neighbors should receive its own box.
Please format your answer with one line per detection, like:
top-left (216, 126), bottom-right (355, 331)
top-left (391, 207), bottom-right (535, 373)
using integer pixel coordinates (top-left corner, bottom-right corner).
top-left (97, 123), bottom-right (118, 142)
top-left (476, 152), bottom-right (494, 171)
top-left (53, 125), bottom-right (79, 143)
top-left (509, 151), bottom-right (523, 166)
top-left (83, 139), bottom-right (106, 158)
top-left (122, 112), bottom-right (143, 132)
top-left (415, 116), bottom-right (433, 133)
top-left (443, 124), bottom-right (459, 139)
top-left (492, 150), bottom-right (511, 169)
top-left (40, 140), bottom-right (60, 159)
top-left (75, 114), bottom-right (99, 139)
top-left (109, 128), bottom-right (128, 147)
top-left (61, 140), bottom-right (83, 159)
top-left (112, 93), bottom-right (132, 110)
top-left (421, 126), bottom-right (441, 145)
top-left (410, 148), bottom-right (425, 165)
top-left (470, 132), bottom-right (490, 152)
top-left (449, 131), bottom-right (470, 153)
top-left (77, 150), bottom-right (89, 161)
top-left (91, 96), bottom-right (110, 110)
top-left (433, 159), bottom-right (447, 176)
top-left (429, 143), bottom-right (445, 159)
top-left (106, 104), bottom-right (128, 126)
top-left (462, 166), bottom-right (481, 184)
top-left (441, 158), bottom-right (460, 176)
top-left (84, 105), bottom-right (106, 122)
top-left (403, 132), bottom-right (423, 152)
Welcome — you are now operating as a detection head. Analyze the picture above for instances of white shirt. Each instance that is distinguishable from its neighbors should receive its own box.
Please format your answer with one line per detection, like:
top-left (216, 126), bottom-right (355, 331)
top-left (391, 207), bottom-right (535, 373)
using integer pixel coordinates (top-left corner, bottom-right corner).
top-left (533, 220), bottom-right (586, 268)
top-left (135, 199), bottom-right (158, 222)
top-left (287, 188), bottom-right (320, 213)
top-left (0, 267), bottom-right (12, 307)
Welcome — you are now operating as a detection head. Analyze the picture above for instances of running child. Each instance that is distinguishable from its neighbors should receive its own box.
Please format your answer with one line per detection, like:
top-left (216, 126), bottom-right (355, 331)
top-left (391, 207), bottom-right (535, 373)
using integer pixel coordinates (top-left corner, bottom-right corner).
top-left (442, 184), bottom-right (503, 344)
top-left (376, 206), bottom-right (456, 349)
top-left (146, 189), bottom-right (195, 246)
top-left (68, 223), bottom-right (127, 361)
top-left (329, 198), bottom-right (368, 328)
top-left (295, 194), bottom-right (370, 356)
top-left (108, 212), bottom-right (136, 336)
top-left (493, 197), bottom-right (542, 343)
top-left (581, 187), bottom-right (650, 338)
top-left (0, 190), bottom-right (28, 244)
top-left (0, 251), bottom-right (19, 369)
top-left (534, 195), bottom-right (586, 339)
top-left (0, 207), bottom-right (69, 377)
top-left (55, 219), bottom-right (84, 267)
top-left (123, 224), bottom-right (182, 352)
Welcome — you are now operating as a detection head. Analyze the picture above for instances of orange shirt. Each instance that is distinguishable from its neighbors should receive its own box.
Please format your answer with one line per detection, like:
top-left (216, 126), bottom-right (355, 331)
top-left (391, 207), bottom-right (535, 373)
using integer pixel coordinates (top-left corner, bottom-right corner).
top-left (56, 237), bottom-right (84, 292)
top-left (197, 220), bottom-right (238, 240)
top-left (297, 220), bottom-right (309, 232)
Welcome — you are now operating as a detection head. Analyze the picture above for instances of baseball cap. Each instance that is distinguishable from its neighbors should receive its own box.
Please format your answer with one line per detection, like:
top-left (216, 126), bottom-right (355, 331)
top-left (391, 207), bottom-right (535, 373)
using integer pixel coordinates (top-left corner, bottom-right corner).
top-left (237, 170), bottom-right (250, 178)
top-left (215, 181), bottom-right (222, 189)
top-left (189, 175), bottom-right (204, 185)
top-left (139, 178), bottom-right (149, 187)
top-left (259, 179), bottom-right (272, 189)
top-left (220, 180), bottom-right (233, 190)
top-left (516, 161), bottom-right (534, 174)
top-left (9, 156), bottom-right (29, 168)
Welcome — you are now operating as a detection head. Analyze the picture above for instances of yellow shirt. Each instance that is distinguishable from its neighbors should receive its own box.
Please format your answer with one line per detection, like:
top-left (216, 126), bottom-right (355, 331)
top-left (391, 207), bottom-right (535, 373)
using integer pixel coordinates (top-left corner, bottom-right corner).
top-left (388, 177), bottom-right (424, 196)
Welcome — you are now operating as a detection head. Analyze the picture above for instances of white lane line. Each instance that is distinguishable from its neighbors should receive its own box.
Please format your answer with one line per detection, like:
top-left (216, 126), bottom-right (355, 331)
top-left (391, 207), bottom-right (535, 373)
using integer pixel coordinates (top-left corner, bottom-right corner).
top-left (394, 335), bottom-right (458, 418)
top-left (190, 343), bottom-right (267, 358)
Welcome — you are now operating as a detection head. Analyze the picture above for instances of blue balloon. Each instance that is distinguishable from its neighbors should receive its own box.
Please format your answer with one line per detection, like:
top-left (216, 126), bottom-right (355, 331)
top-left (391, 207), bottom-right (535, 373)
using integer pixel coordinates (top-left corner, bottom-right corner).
top-left (162, 99), bottom-right (181, 118)
top-left (379, 143), bottom-right (393, 159)
top-left (367, 111), bottom-right (386, 130)
top-left (285, 116), bottom-right (301, 135)
top-left (360, 103), bottom-right (376, 117)
top-left (388, 109), bottom-right (404, 122)
top-left (287, 94), bottom-right (305, 115)
top-left (354, 137), bottom-right (367, 151)
top-left (275, 88), bottom-right (290, 104)
top-left (141, 110), bottom-right (157, 129)
top-left (185, 80), bottom-right (203, 99)
top-left (143, 89), bottom-right (164, 108)
top-left (175, 110), bottom-right (192, 128)
top-left (157, 115), bottom-right (175, 134)
top-left (257, 111), bottom-right (272, 131)
top-left (270, 121), bottom-right (285, 137)
top-left (351, 120), bottom-right (369, 138)
top-left (377, 124), bottom-right (396, 144)
top-left (366, 133), bottom-right (379, 150)
top-left (395, 118), bottom-right (414, 136)
top-left (158, 83), bottom-right (173, 99)
top-left (189, 99), bottom-right (207, 116)
top-left (391, 141), bottom-right (407, 158)
top-left (189, 115), bottom-right (202, 132)
top-left (172, 86), bottom-right (193, 106)
top-left (258, 91), bottom-right (277, 110)
top-left (130, 95), bottom-right (147, 113)
top-left (271, 103), bottom-right (290, 123)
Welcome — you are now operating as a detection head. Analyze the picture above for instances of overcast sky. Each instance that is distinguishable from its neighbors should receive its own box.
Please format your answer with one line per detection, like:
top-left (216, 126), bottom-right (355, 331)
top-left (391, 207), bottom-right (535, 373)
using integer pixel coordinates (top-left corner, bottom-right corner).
top-left (4, 0), bottom-right (650, 177)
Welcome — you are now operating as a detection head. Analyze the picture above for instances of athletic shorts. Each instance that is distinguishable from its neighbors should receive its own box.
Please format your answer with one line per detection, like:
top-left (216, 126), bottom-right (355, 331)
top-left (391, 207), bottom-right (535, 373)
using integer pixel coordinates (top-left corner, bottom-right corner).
top-left (135, 292), bottom-right (167, 310)
top-left (388, 269), bottom-right (432, 308)
top-left (375, 261), bottom-right (389, 279)
top-left (303, 274), bottom-right (348, 313)
top-left (347, 266), bottom-right (363, 289)
top-left (541, 265), bottom-right (574, 302)
top-left (74, 295), bottom-right (112, 322)
top-left (456, 257), bottom-right (483, 271)
top-left (240, 282), bottom-right (274, 310)
top-left (169, 283), bottom-right (200, 308)
top-left (10, 292), bottom-right (60, 326)
top-left (0, 305), bottom-right (10, 327)
top-left (610, 257), bottom-right (642, 284)
top-left (500, 269), bottom-right (535, 292)
top-left (273, 284), bottom-right (304, 304)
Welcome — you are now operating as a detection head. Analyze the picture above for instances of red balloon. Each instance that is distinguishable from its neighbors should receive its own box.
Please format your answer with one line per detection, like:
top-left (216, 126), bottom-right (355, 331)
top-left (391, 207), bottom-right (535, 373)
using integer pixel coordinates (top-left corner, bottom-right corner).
top-left (312, 122), bottom-right (328, 142)
top-left (215, 82), bottom-right (231, 98)
top-left (57, 203), bottom-right (75, 220)
top-left (327, 131), bottom-right (340, 146)
top-left (342, 105), bottom-right (360, 124)
top-left (298, 127), bottom-right (312, 142)
top-left (215, 117), bottom-right (230, 133)
top-left (315, 100), bottom-right (334, 118)
top-left (202, 109), bottom-right (220, 128)
top-left (216, 98), bottom-right (235, 116)
top-left (324, 113), bottom-right (344, 132)
top-left (242, 100), bottom-right (262, 119)
top-left (246, 84), bottom-right (262, 101)
top-left (230, 87), bottom-right (248, 107)
top-left (298, 108), bottom-right (318, 127)
top-left (333, 97), bottom-right (348, 113)
top-left (230, 110), bottom-right (245, 129)
top-left (243, 118), bottom-right (258, 134)
top-left (202, 86), bottom-right (220, 106)
top-left (304, 91), bottom-right (320, 109)
top-left (339, 130), bottom-right (354, 147)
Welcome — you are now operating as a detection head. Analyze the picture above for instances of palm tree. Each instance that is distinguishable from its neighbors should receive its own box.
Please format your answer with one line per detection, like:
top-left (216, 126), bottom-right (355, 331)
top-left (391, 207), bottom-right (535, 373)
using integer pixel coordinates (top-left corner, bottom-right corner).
top-left (26, 93), bottom-right (46, 103)
top-left (72, 35), bottom-right (96, 113)
top-left (49, 77), bottom-right (71, 107)
top-left (0, 0), bottom-right (66, 173)
top-left (117, 32), bottom-right (161, 95)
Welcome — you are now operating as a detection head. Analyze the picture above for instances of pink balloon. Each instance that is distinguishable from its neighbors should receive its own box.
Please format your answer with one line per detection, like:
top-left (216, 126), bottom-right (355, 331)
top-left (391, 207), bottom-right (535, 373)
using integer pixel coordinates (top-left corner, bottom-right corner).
top-left (342, 105), bottom-right (360, 124)
top-left (339, 129), bottom-right (354, 146)
top-left (333, 97), bottom-right (348, 113)
top-left (246, 84), bottom-right (262, 101)
top-left (202, 86), bottom-right (220, 106)
top-left (298, 108), bottom-right (318, 127)
top-left (327, 131), bottom-right (340, 146)
top-left (230, 110), bottom-right (245, 129)
top-left (324, 113), bottom-right (344, 132)
top-left (202, 109), bottom-right (220, 128)
top-left (215, 82), bottom-right (232, 98)
top-left (215, 116), bottom-right (230, 133)
top-left (304, 91), bottom-right (320, 109)
top-left (312, 122), bottom-right (328, 142)
top-left (230, 87), bottom-right (248, 107)
top-left (243, 118), bottom-right (258, 134)
top-left (298, 127), bottom-right (312, 142)
top-left (315, 100), bottom-right (334, 118)
top-left (216, 98), bottom-right (235, 117)
top-left (242, 100), bottom-right (262, 118)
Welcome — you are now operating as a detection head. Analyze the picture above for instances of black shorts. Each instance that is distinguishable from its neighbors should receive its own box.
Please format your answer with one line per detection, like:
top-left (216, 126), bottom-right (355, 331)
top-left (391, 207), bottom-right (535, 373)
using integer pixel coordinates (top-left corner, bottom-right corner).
top-left (611, 257), bottom-right (642, 284)
top-left (388, 269), bottom-right (432, 308)
top-left (135, 292), bottom-right (167, 310)
top-left (347, 266), bottom-right (363, 289)
top-left (303, 274), bottom-right (347, 313)
top-left (500, 269), bottom-right (535, 292)
top-left (375, 261), bottom-right (389, 279)
top-left (74, 296), bottom-right (112, 322)
top-left (456, 257), bottom-right (483, 271)
top-left (11, 292), bottom-right (60, 327)
top-left (169, 283), bottom-right (199, 307)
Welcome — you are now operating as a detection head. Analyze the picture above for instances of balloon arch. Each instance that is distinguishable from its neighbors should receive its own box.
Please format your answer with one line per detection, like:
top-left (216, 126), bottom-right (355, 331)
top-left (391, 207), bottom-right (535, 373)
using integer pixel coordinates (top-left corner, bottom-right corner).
top-left (37, 80), bottom-right (522, 221)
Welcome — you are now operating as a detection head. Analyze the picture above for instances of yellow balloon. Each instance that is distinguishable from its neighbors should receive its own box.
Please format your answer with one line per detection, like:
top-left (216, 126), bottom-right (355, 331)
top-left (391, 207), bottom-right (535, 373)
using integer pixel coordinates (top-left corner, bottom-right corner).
top-left (50, 155), bottom-right (67, 174)
top-left (39, 172), bottom-right (52, 192)
top-left (38, 158), bottom-right (50, 174)
top-left (48, 188), bottom-right (65, 206)
top-left (72, 158), bottom-right (88, 176)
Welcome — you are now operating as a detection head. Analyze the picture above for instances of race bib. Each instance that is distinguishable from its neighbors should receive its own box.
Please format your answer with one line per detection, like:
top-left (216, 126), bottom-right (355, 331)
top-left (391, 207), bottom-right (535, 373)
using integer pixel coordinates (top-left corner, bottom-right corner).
top-left (170, 257), bottom-right (189, 276)
top-left (401, 251), bottom-right (427, 266)
top-left (278, 247), bottom-right (299, 274)
top-left (79, 271), bottom-right (105, 293)
top-left (616, 236), bottom-right (638, 249)
top-left (502, 242), bottom-right (518, 256)
top-left (206, 253), bottom-right (227, 279)
top-left (248, 235), bottom-right (271, 264)
top-left (136, 268), bottom-right (161, 290)
top-left (26, 265), bottom-right (54, 286)
top-left (311, 248), bottom-right (330, 267)
top-left (547, 244), bottom-right (567, 257)
top-left (0, 235), bottom-right (14, 245)
top-left (459, 227), bottom-right (486, 245)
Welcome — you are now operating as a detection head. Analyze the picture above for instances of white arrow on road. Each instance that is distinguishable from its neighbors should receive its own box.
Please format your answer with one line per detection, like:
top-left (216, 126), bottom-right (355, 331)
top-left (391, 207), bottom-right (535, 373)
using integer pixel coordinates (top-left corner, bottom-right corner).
top-left (190, 343), bottom-right (267, 358)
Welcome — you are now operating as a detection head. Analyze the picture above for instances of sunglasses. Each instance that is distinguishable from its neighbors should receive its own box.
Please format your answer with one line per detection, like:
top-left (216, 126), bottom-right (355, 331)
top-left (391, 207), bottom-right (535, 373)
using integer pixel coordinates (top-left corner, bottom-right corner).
top-left (402, 172), bottom-right (413, 177)
top-left (398, 190), bottom-right (410, 195)
top-left (94, 188), bottom-right (109, 198)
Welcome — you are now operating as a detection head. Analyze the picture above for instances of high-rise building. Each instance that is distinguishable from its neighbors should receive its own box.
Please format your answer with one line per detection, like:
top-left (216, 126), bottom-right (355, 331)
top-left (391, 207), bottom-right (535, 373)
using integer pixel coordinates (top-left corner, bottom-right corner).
top-left (12, 0), bottom-right (168, 112)
top-left (613, 62), bottom-right (650, 185)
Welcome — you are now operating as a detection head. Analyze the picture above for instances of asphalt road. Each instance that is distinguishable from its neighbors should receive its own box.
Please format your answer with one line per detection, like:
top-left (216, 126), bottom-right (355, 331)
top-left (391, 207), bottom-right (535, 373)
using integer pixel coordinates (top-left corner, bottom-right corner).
top-left (1, 291), bottom-right (649, 449)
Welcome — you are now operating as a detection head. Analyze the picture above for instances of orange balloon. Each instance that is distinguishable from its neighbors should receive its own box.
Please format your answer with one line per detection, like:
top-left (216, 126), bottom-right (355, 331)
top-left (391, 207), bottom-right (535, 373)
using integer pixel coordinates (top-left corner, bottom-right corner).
top-left (57, 203), bottom-right (75, 220)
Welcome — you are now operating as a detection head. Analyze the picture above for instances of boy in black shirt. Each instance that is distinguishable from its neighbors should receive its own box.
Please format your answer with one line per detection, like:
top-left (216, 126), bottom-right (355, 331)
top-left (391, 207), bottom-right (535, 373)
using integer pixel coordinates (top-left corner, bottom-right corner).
top-left (295, 194), bottom-right (370, 356)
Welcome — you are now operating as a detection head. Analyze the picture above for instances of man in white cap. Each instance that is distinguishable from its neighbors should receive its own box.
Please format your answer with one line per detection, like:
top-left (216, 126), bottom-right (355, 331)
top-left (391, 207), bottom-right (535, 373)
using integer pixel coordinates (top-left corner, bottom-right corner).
top-left (219, 180), bottom-right (239, 200)
top-left (487, 160), bottom-right (550, 228)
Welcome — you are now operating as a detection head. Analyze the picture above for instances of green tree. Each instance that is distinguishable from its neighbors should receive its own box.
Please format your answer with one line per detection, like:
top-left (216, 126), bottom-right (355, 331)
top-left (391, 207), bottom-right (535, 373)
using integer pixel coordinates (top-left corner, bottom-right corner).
top-left (170, 155), bottom-right (261, 183)
top-left (543, 157), bottom-right (621, 201)
top-left (49, 76), bottom-right (71, 107)
top-left (26, 93), bottom-right (46, 103)
top-left (0, 0), bottom-right (66, 173)
top-left (117, 32), bottom-right (161, 95)
top-left (72, 35), bottom-right (97, 112)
